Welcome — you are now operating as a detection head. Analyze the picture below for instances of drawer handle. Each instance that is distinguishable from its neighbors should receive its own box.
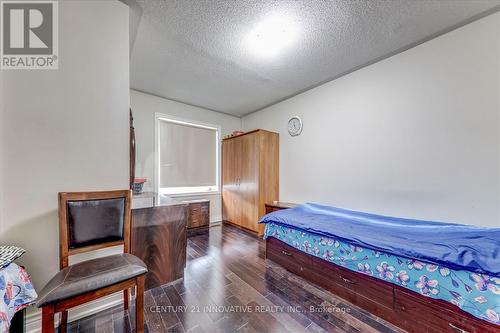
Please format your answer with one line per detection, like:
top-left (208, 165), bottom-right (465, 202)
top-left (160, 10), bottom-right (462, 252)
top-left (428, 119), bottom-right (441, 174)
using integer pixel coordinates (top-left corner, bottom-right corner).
top-left (448, 323), bottom-right (469, 333)
top-left (340, 276), bottom-right (356, 284)
top-left (281, 250), bottom-right (292, 256)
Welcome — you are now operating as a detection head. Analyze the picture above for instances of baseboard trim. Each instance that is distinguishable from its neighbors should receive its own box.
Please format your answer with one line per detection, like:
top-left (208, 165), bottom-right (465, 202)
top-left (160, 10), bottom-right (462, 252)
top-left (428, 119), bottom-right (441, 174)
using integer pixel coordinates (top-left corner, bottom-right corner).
top-left (25, 292), bottom-right (123, 333)
top-left (210, 216), bottom-right (222, 224)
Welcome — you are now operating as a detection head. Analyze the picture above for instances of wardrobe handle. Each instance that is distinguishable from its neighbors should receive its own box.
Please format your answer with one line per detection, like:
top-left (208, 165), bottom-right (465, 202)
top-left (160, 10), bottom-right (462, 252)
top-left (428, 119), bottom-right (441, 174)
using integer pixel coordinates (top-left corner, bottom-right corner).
top-left (281, 250), bottom-right (292, 256)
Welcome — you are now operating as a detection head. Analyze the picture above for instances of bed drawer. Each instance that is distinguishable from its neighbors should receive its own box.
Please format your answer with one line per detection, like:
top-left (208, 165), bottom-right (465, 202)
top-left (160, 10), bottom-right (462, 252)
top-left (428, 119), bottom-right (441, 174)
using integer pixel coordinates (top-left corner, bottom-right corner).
top-left (311, 256), bottom-right (395, 309)
top-left (265, 238), bottom-right (498, 333)
top-left (266, 237), bottom-right (312, 276)
top-left (394, 288), bottom-right (497, 333)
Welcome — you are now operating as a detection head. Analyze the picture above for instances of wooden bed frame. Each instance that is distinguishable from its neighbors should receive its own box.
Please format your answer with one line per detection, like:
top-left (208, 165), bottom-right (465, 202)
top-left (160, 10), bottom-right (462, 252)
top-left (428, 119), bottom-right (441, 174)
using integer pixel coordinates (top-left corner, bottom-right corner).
top-left (264, 204), bottom-right (499, 333)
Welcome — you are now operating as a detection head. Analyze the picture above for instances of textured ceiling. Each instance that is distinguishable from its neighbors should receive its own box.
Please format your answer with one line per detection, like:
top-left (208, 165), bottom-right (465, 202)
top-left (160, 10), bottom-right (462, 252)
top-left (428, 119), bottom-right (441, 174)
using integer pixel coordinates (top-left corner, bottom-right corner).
top-left (130, 0), bottom-right (500, 116)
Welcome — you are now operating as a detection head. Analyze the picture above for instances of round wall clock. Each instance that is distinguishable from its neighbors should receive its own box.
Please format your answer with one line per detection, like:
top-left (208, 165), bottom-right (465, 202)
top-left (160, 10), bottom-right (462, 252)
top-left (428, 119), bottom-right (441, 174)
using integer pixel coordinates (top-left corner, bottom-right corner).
top-left (287, 116), bottom-right (303, 136)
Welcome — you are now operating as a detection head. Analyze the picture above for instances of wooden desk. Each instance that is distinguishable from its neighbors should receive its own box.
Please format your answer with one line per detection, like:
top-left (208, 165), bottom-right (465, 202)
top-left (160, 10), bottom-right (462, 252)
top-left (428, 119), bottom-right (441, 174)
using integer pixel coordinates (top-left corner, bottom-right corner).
top-left (131, 203), bottom-right (187, 290)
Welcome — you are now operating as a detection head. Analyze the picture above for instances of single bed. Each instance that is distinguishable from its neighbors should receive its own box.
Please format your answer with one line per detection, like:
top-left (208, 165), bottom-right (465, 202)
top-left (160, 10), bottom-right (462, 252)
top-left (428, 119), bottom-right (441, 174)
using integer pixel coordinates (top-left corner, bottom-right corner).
top-left (261, 203), bottom-right (500, 333)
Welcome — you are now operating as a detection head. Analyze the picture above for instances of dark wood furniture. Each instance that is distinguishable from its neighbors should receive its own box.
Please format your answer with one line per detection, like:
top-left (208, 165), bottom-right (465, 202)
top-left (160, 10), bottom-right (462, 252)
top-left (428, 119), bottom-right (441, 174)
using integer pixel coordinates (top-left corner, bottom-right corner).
top-left (10, 308), bottom-right (25, 333)
top-left (265, 202), bottom-right (297, 214)
top-left (130, 109), bottom-right (135, 189)
top-left (131, 203), bottom-right (187, 290)
top-left (38, 190), bottom-right (146, 333)
top-left (222, 129), bottom-right (279, 236)
top-left (265, 204), bottom-right (499, 333)
top-left (184, 199), bottom-right (210, 236)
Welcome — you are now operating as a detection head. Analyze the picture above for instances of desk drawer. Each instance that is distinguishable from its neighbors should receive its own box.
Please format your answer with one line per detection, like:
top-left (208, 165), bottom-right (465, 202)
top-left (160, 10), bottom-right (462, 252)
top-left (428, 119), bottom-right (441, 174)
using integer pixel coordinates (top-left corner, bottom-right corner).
top-left (190, 211), bottom-right (202, 227)
top-left (187, 202), bottom-right (209, 228)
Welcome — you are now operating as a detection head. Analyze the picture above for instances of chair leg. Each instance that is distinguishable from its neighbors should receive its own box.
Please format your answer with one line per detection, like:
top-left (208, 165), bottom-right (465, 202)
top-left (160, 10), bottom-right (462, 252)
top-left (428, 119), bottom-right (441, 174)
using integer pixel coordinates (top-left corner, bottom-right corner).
top-left (123, 289), bottom-right (129, 310)
top-left (60, 310), bottom-right (68, 333)
top-left (135, 275), bottom-right (145, 333)
top-left (42, 305), bottom-right (55, 333)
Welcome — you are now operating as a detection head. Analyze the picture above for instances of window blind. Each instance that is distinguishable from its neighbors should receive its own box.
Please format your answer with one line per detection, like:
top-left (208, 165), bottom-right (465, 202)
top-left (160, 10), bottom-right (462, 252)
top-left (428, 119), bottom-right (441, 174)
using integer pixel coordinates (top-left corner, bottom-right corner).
top-left (159, 120), bottom-right (217, 188)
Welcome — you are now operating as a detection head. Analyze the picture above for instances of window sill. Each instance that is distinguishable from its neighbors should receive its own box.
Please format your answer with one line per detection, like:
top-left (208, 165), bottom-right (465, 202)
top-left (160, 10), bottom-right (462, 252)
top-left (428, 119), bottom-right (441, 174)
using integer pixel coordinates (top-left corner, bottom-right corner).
top-left (161, 191), bottom-right (221, 198)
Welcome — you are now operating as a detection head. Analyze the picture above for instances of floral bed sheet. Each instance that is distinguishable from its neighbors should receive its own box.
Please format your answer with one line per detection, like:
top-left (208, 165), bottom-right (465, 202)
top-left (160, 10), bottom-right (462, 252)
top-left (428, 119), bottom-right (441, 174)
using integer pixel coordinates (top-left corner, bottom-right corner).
top-left (264, 222), bottom-right (500, 325)
top-left (0, 263), bottom-right (37, 332)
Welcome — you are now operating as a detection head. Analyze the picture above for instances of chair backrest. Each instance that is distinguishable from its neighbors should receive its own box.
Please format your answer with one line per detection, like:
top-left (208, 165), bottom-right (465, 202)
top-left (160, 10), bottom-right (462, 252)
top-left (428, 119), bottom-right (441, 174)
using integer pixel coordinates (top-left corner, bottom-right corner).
top-left (58, 190), bottom-right (132, 269)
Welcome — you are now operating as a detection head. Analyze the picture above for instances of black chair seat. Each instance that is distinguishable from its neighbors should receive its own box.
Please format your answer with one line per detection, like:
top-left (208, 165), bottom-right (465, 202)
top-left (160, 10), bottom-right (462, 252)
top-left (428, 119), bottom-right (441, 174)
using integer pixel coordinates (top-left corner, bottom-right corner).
top-left (36, 254), bottom-right (147, 307)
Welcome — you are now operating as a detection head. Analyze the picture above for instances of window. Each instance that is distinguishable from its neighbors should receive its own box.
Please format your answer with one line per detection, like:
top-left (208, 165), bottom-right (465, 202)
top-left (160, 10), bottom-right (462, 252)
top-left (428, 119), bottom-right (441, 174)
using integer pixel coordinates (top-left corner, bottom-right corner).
top-left (156, 115), bottom-right (219, 195)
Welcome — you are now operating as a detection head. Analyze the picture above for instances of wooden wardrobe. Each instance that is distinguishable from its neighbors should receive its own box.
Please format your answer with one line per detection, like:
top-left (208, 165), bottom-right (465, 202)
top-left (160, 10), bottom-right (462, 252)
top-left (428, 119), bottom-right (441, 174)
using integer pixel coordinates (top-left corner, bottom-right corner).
top-left (222, 129), bottom-right (279, 236)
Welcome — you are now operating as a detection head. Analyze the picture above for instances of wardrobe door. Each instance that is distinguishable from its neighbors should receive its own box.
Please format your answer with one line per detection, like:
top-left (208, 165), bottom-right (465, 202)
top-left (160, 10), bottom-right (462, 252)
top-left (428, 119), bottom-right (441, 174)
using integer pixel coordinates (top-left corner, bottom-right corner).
top-left (222, 139), bottom-right (233, 223)
top-left (257, 131), bottom-right (279, 236)
top-left (222, 138), bottom-right (241, 225)
top-left (239, 133), bottom-right (260, 232)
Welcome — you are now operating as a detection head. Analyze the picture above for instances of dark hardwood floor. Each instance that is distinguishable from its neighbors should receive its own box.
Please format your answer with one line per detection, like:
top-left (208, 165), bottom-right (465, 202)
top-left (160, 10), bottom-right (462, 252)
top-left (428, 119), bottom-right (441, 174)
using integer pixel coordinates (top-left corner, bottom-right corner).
top-left (65, 224), bottom-right (406, 333)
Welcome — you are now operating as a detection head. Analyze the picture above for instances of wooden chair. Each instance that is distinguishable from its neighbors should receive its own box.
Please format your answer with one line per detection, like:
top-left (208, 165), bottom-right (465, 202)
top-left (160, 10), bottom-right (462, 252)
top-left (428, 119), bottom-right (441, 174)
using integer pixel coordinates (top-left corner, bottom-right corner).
top-left (36, 190), bottom-right (147, 333)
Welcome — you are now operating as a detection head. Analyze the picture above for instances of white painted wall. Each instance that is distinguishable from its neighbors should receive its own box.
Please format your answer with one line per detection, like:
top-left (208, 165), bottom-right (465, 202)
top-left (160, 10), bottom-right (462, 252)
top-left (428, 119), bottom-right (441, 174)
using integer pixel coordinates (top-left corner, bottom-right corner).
top-left (130, 90), bottom-right (241, 222)
top-left (243, 12), bottom-right (500, 228)
top-left (0, 0), bottom-right (130, 327)
top-left (0, 64), bottom-right (4, 241)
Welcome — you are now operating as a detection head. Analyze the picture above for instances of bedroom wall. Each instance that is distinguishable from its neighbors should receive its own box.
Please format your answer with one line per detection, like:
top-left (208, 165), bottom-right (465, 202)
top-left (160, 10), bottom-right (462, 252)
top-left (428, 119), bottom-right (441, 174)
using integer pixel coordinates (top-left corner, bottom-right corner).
top-left (130, 90), bottom-right (241, 222)
top-left (242, 12), bottom-right (500, 228)
top-left (0, 69), bottom-right (4, 240)
top-left (0, 0), bottom-right (130, 327)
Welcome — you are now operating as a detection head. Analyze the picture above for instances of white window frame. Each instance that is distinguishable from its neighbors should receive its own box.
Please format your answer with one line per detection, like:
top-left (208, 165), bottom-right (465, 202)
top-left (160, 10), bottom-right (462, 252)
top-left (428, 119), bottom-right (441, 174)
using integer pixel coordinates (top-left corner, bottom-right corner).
top-left (154, 113), bottom-right (221, 196)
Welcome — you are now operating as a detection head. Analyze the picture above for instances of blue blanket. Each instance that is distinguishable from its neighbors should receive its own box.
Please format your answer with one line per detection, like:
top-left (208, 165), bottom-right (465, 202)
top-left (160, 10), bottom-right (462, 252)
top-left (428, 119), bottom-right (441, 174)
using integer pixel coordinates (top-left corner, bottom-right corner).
top-left (260, 203), bottom-right (500, 276)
